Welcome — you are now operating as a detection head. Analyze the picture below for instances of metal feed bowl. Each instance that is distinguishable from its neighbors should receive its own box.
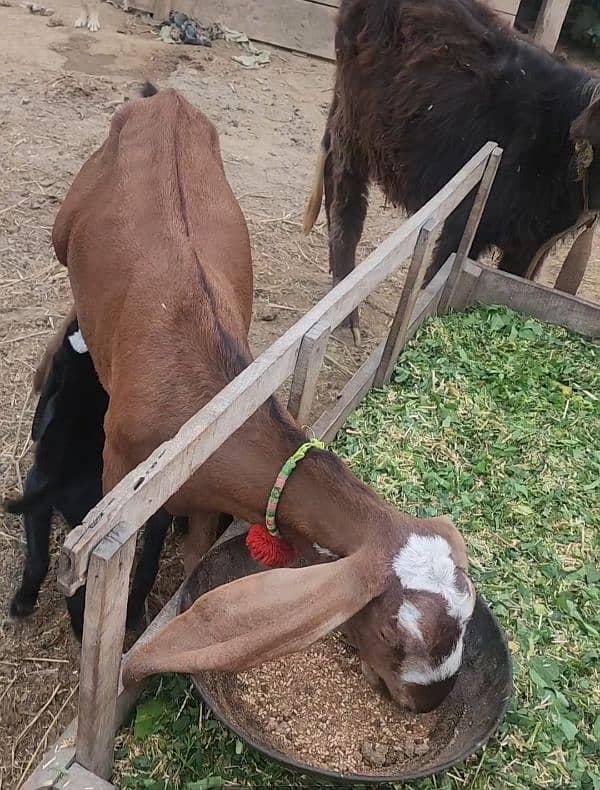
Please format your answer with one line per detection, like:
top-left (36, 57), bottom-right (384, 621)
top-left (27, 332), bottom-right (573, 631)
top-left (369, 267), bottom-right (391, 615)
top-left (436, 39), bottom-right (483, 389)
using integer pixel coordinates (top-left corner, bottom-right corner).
top-left (180, 534), bottom-right (513, 784)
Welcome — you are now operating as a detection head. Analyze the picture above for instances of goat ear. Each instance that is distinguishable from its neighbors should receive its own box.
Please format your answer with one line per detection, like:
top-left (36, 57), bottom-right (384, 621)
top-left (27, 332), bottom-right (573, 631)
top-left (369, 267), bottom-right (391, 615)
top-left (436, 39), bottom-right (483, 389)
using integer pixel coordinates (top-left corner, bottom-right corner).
top-left (571, 98), bottom-right (600, 147)
top-left (425, 516), bottom-right (469, 570)
top-left (122, 551), bottom-right (378, 686)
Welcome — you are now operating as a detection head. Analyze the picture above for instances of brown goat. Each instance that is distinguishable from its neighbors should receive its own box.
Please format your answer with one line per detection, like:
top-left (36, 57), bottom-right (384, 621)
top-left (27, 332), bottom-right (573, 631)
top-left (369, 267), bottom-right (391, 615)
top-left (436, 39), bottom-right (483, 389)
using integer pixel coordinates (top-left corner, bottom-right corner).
top-left (52, 86), bottom-right (476, 712)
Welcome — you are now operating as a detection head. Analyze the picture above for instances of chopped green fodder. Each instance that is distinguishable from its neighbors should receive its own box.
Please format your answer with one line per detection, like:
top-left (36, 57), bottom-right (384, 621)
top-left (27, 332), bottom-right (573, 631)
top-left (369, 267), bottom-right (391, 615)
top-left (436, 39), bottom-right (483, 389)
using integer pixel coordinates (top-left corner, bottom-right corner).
top-left (114, 305), bottom-right (599, 790)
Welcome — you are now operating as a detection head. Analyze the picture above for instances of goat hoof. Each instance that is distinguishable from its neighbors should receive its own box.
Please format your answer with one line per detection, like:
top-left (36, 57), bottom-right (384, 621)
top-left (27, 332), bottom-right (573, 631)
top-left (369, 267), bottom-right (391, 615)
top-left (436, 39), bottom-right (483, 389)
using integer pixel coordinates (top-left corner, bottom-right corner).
top-left (9, 594), bottom-right (36, 619)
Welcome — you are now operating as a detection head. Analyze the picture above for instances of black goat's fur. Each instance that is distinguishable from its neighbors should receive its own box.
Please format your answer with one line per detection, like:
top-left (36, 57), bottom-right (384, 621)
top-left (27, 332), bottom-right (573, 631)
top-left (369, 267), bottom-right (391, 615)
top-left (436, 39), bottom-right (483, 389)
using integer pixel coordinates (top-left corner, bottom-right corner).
top-left (4, 320), bottom-right (172, 639)
top-left (312, 0), bottom-right (600, 297)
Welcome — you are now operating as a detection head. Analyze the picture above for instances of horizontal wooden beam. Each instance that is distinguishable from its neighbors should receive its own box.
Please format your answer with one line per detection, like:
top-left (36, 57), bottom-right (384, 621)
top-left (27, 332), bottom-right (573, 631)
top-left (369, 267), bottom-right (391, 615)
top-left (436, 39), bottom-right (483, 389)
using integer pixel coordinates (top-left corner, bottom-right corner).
top-left (58, 142), bottom-right (496, 595)
top-left (20, 720), bottom-right (77, 790)
top-left (163, 0), bottom-right (337, 60)
top-left (466, 260), bottom-right (600, 338)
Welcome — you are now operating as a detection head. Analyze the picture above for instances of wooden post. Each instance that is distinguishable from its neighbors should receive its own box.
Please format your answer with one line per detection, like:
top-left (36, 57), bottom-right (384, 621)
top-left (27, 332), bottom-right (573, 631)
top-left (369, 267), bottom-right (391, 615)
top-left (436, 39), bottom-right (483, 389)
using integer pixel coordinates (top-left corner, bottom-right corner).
top-left (533, 0), bottom-right (571, 51)
top-left (287, 320), bottom-right (331, 424)
top-left (439, 146), bottom-right (503, 313)
top-left (374, 219), bottom-right (438, 388)
top-left (76, 525), bottom-right (137, 780)
top-left (554, 218), bottom-right (596, 295)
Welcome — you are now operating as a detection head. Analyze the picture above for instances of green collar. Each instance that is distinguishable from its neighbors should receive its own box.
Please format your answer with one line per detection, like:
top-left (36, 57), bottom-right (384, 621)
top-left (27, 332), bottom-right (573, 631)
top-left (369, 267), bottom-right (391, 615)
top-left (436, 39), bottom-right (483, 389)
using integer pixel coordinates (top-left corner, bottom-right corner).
top-left (265, 439), bottom-right (325, 536)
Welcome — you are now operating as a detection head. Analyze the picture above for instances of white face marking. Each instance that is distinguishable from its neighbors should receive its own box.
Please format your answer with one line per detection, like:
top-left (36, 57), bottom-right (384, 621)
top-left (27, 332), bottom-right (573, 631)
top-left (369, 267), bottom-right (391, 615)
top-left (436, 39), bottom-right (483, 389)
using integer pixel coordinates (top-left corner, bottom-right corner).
top-left (392, 534), bottom-right (475, 623)
top-left (68, 329), bottom-right (88, 354)
top-left (396, 601), bottom-right (423, 641)
top-left (312, 542), bottom-right (338, 560)
top-left (401, 633), bottom-right (465, 685)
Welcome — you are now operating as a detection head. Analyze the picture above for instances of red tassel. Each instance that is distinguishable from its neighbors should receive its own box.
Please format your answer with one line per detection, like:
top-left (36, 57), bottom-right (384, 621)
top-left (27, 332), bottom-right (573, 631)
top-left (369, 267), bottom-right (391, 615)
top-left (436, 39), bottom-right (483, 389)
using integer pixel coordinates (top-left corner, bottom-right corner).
top-left (246, 524), bottom-right (296, 568)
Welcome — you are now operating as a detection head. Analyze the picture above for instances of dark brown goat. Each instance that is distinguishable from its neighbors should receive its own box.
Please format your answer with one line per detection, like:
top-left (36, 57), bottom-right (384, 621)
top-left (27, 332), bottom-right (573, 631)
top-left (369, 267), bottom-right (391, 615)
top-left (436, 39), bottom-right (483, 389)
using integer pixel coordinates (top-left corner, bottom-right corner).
top-left (304, 0), bottom-right (600, 335)
top-left (52, 85), bottom-right (476, 712)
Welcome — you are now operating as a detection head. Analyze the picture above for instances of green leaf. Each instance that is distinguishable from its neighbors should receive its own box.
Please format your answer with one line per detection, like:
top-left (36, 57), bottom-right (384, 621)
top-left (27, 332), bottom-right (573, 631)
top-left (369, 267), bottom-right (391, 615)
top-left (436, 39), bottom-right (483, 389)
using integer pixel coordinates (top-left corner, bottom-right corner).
top-left (186, 777), bottom-right (224, 790)
top-left (134, 698), bottom-right (164, 740)
top-left (585, 565), bottom-right (600, 584)
top-left (530, 657), bottom-right (561, 686)
top-left (557, 715), bottom-right (578, 742)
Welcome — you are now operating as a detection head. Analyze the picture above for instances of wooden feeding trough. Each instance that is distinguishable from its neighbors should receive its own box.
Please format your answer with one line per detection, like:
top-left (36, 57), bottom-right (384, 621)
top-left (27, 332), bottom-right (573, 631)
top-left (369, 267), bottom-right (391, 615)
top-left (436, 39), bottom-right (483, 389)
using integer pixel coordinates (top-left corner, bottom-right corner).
top-left (23, 140), bottom-right (599, 789)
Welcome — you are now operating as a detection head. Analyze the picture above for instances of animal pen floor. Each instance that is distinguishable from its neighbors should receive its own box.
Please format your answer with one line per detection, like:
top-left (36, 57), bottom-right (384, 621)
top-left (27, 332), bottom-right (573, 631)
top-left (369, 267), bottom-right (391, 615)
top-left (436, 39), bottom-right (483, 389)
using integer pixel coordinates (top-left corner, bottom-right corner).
top-left (0, 1), bottom-right (599, 785)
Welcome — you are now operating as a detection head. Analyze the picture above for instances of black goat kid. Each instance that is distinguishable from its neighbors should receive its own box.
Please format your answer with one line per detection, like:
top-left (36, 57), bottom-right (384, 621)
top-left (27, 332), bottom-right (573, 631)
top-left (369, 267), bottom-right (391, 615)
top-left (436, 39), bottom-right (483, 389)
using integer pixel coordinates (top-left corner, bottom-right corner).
top-left (4, 319), bottom-right (171, 639)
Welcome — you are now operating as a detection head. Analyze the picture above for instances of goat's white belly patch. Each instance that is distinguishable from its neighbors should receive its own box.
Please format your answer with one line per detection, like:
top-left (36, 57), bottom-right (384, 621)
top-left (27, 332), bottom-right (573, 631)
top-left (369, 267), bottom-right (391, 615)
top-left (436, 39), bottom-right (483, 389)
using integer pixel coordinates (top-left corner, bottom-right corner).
top-left (68, 329), bottom-right (88, 354)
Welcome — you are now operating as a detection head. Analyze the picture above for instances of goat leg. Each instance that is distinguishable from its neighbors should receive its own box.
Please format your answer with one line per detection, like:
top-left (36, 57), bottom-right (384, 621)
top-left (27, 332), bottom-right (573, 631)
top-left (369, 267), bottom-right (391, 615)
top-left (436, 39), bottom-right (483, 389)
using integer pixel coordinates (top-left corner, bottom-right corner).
top-left (327, 145), bottom-right (368, 346)
top-left (8, 470), bottom-right (53, 619)
top-left (126, 509), bottom-right (171, 629)
top-left (183, 512), bottom-right (220, 576)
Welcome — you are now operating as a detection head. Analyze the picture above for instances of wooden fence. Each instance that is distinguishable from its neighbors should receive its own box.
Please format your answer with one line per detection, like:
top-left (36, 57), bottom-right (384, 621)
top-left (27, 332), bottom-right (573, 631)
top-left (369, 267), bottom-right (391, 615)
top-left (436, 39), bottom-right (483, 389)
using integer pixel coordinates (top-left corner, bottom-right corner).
top-left (132, 0), bottom-right (524, 60)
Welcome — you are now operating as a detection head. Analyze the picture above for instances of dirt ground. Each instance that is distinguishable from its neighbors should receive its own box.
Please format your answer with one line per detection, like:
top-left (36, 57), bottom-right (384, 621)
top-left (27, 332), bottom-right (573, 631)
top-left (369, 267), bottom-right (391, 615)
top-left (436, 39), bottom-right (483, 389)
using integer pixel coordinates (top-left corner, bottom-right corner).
top-left (0, 1), bottom-right (598, 786)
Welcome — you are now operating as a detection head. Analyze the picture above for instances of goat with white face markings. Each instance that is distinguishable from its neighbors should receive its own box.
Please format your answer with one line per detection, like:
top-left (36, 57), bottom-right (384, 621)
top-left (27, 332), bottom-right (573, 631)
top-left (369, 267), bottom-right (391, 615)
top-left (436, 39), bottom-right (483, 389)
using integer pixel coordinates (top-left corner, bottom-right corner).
top-left (343, 525), bottom-right (476, 712)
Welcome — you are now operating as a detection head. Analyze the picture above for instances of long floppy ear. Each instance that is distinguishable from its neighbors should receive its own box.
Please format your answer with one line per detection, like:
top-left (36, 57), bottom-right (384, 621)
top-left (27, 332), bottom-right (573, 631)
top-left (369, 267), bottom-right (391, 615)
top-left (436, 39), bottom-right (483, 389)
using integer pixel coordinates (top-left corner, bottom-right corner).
top-left (122, 551), bottom-right (378, 686)
top-left (425, 516), bottom-right (469, 570)
top-left (571, 97), bottom-right (600, 147)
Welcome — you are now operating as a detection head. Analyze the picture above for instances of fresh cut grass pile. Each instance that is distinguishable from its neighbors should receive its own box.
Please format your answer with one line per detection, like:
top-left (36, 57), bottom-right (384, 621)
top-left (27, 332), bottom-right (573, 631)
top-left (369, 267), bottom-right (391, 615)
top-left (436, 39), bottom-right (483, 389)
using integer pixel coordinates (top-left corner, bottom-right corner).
top-left (114, 305), bottom-right (599, 790)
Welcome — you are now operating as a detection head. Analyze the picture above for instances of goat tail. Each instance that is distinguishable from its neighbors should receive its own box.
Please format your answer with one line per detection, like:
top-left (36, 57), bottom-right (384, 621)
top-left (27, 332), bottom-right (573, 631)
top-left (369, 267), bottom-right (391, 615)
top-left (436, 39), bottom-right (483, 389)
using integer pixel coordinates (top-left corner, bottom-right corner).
top-left (3, 485), bottom-right (52, 516)
top-left (141, 81), bottom-right (159, 98)
top-left (303, 141), bottom-right (327, 235)
top-left (33, 304), bottom-right (77, 393)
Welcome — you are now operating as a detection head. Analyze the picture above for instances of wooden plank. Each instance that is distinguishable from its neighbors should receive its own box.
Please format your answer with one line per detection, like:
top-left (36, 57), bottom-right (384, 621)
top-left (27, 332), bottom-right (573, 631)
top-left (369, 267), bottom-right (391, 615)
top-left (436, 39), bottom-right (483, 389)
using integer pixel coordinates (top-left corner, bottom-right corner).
top-left (444, 257), bottom-right (482, 313)
top-left (439, 146), bottom-right (503, 313)
top-left (152, 0), bottom-right (172, 22)
top-left (482, 0), bottom-right (521, 15)
top-left (167, 0), bottom-right (337, 60)
top-left (128, 0), bottom-right (154, 11)
top-left (58, 142), bottom-right (496, 596)
top-left (55, 763), bottom-right (115, 789)
top-left (375, 219), bottom-right (438, 388)
top-left (287, 320), bottom-right (331, 424)
top-left (21, 720), bottom-right (77, 790)
top-left (313, 255), bottom-right (454, 441)
top-left (533, 0), bottom-right (571, 51)
top-left (496, 11), bottom-right (516, 24)
top-left (76, 528), bottom-right (137, 780)
top-left (467, 260), bottom-right (600, 337)
top-left (554, 219), bottom-right (596, 295)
